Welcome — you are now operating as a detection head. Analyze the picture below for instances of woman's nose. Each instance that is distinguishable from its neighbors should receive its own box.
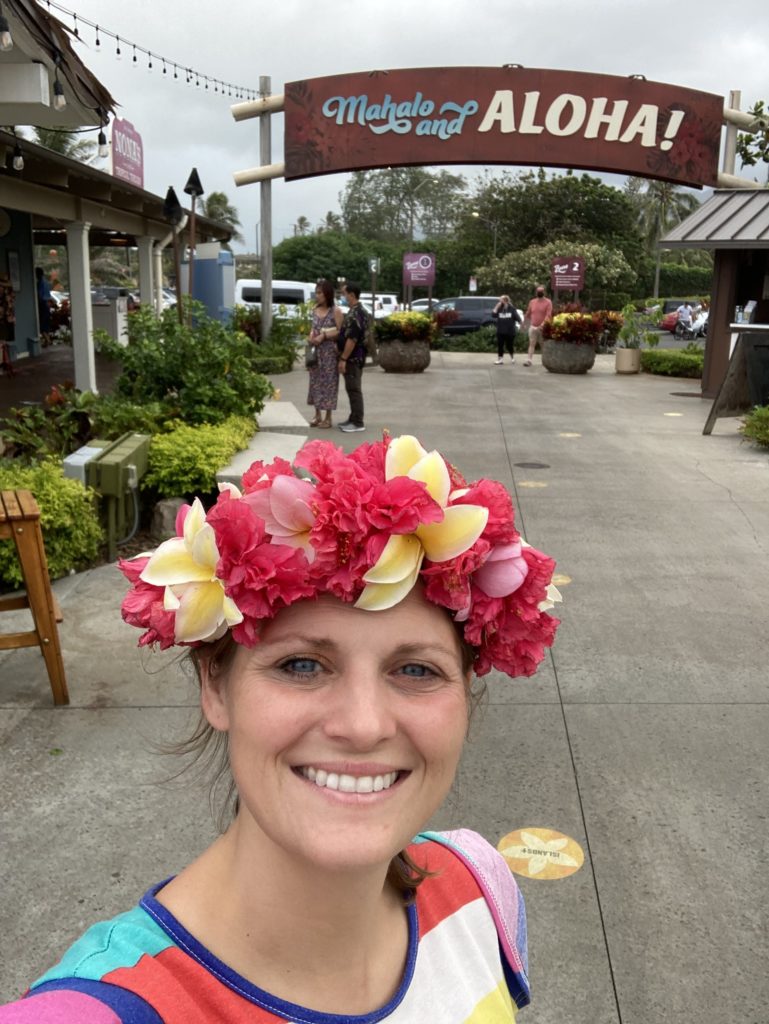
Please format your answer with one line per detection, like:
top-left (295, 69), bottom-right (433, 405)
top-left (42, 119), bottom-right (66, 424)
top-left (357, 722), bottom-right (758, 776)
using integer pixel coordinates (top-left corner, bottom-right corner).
top-left (321, 672), bottom-right (397, 749)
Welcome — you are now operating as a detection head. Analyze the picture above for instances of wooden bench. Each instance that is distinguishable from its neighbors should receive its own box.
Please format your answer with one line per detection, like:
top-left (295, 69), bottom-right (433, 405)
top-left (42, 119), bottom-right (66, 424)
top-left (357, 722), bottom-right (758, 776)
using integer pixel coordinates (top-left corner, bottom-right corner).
top-left (0, 490), bottom-right (69, 705)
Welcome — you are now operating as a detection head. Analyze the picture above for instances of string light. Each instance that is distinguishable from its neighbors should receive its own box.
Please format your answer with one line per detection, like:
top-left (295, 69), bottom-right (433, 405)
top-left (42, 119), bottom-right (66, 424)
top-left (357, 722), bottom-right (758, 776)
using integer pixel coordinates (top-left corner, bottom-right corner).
top-left (36, 0), bottom-right (257, 104)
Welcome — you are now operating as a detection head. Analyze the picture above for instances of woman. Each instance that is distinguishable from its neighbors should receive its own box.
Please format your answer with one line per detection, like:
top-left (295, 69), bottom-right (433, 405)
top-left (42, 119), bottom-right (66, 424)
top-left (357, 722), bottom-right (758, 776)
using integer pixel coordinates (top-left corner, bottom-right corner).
top-left (491, 295), bottom-right (522, 365)
top-left (307, 279), bottom-right (344, 428)
top-left (0, 435), bottom-right (560, 1023)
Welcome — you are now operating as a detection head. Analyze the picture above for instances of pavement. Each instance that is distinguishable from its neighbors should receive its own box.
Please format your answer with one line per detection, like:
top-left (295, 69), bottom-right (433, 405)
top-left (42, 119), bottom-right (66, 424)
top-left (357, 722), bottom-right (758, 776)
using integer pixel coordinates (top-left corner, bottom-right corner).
top-left (1, 351), bottom-right (768, 1023)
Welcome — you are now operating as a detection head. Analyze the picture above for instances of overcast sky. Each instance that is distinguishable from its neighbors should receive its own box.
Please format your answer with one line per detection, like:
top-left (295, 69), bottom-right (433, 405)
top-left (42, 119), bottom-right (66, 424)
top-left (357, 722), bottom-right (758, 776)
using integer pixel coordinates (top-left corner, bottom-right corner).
top-left (56, 0), bottom-right (769, 250)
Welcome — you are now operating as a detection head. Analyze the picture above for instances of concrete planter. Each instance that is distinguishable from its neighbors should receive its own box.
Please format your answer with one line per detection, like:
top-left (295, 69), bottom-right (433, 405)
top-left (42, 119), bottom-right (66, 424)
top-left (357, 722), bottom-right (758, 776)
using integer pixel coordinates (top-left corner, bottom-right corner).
top-left (615, 347), bottom-right (642, 374)
top-left (376, 338), bottom-right (431, 373)
top-left (542, 339), bottom-right (596, 374)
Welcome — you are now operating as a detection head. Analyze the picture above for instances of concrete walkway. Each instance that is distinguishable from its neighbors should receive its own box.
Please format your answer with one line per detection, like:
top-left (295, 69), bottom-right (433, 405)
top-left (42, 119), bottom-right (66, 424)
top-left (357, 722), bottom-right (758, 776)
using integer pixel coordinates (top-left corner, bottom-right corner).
top-left (1, 353), bottom-right (767, 1023)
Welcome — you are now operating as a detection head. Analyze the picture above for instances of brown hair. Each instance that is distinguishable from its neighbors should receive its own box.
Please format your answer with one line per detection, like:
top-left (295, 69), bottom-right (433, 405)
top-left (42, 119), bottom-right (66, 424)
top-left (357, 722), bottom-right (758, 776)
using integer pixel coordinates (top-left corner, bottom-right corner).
top-left (315, 279), bottom-right (335, 307)
top-left (176, 621), bottom-right (480, 900)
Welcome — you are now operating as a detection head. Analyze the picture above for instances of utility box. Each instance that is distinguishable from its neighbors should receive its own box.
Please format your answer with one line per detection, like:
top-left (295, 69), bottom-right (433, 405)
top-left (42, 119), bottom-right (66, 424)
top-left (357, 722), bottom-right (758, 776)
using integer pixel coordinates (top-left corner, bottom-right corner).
top-left (63, 433), bottom-right (151, 561)
top-left (180, 243), bottom-right (235, 322)
top-left (92, 295), bottom-right (129, 345)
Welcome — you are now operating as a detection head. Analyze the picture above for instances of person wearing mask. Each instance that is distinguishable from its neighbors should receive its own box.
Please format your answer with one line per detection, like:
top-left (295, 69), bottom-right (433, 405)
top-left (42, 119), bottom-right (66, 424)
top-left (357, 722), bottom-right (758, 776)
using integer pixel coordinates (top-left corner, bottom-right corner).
top-left (491, 295), bottom-right (522, 365)
top-left (337, 281), bottom-right (368, 433)
top-left (523, 286), bottom-right (553, 367)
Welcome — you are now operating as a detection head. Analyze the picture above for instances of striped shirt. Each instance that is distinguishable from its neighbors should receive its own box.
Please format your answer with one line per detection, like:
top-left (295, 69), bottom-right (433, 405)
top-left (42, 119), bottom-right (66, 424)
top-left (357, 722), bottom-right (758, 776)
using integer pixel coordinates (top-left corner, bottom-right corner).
top-left (1, 830), bottom-right (529, 1023)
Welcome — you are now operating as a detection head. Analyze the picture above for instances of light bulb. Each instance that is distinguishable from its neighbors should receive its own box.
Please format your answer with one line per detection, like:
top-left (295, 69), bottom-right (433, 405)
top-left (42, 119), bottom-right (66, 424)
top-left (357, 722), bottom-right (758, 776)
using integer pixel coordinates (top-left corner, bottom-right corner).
top-left (0, 13), bottom-right (12, 52)
top-left (53, 77), bottom-right (66, 111)
top-left (98, 130), bottom-right (109, 158)
top-left (13, 143), bottom-right (23, 171)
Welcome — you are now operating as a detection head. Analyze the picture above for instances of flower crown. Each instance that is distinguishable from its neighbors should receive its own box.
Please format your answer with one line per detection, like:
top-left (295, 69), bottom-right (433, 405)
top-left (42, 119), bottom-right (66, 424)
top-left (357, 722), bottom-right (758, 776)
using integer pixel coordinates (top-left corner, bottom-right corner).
top-left (119, 435), bottom-right (561, 678)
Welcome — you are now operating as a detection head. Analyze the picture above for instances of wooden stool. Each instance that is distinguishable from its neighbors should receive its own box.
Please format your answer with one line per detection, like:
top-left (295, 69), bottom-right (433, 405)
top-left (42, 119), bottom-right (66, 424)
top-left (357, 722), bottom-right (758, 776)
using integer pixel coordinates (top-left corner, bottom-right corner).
top-left (0, 490), bottom-right (69, 705)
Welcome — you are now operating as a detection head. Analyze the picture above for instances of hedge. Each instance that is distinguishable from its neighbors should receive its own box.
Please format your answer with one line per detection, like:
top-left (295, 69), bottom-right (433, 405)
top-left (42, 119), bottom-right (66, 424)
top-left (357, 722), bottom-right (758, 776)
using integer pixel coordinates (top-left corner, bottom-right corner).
top-left (0, 460), bottom-right (104, 589)
top-left (142, 416), bottom-right (256, 498)
top-left (640, 350), bottom-right (704, 378)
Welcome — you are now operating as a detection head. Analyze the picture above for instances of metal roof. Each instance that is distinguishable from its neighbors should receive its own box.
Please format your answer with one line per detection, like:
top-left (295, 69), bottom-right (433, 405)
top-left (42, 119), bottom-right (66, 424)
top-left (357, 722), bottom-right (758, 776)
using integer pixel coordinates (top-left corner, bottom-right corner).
top-left (661, 189), bottom-right (769, 249)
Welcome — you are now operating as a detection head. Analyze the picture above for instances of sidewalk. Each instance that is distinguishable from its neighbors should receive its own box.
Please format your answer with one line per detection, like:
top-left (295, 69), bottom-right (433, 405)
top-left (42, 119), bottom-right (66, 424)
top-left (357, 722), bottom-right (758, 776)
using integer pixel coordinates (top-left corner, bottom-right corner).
top-left (1, 353), bottom-right (767, 1023)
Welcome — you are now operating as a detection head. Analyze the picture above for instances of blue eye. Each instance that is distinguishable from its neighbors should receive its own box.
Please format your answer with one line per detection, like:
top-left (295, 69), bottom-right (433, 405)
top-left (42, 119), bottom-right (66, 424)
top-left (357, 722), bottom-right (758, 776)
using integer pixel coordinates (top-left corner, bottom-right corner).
top-left (399, 663), bottom-right (433, 678)
top-left (279, 657), bottom-right (321, 677)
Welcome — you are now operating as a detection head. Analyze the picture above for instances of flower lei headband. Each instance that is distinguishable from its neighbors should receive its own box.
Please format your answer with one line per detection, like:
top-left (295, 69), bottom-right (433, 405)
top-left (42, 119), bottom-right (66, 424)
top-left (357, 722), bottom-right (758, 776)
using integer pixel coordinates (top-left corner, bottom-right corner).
top-left (120, 435), bottom-right (561, 678)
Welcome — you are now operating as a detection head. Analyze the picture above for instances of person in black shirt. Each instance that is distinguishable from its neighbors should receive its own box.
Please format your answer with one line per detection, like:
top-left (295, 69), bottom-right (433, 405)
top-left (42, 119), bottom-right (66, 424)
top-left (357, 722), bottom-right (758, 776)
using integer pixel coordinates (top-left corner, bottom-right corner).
top-left (491, 295), bottom-right (522, 365)
top-left (337, 282), bottom-right (368, 432)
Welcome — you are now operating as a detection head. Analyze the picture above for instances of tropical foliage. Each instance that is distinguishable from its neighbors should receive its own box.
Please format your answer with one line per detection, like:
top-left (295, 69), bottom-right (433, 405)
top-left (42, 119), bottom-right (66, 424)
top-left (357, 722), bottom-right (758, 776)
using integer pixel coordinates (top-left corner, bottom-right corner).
top-left (543, 312), bottom-right (605, 346)
top-left (741, 404), bottom-right (769, 448)
top-left (201, 191), bottom-right (244, 246)
top-left (375, 312), bottom-right (436, 343)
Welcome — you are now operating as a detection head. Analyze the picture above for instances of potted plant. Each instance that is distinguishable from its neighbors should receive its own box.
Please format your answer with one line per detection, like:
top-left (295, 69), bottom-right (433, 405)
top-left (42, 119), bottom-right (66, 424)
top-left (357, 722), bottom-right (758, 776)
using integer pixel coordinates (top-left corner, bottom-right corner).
top-left (541, 312), bottom-right (604, 374)
top-left (375, 311), bottom-right (436, 373)
top-left (615, 304), bottom-right (657, 374)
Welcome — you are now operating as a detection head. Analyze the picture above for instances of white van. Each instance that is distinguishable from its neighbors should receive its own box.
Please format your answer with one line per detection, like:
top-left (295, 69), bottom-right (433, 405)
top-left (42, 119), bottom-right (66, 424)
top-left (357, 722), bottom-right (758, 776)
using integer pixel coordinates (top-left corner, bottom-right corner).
top-left (235, 279), bottom-right (316, 315)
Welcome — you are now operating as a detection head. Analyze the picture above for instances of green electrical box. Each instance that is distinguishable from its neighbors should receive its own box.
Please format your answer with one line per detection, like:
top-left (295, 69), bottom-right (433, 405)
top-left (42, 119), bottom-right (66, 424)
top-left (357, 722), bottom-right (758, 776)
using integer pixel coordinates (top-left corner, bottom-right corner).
top-left (85, 433), bottom-right (151, 561)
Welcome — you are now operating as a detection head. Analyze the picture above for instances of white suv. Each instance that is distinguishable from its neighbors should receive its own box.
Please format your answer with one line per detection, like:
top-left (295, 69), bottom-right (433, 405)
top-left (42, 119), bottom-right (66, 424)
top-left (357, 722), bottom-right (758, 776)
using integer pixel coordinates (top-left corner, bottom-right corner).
top-left (360, 293), bottom-right (400, 319)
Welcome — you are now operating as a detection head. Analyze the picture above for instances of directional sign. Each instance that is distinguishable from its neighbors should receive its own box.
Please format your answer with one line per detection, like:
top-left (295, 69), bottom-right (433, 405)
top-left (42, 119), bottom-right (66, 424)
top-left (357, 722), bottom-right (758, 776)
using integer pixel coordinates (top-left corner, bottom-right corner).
top-left (551, 257), bottom-right (585, 290)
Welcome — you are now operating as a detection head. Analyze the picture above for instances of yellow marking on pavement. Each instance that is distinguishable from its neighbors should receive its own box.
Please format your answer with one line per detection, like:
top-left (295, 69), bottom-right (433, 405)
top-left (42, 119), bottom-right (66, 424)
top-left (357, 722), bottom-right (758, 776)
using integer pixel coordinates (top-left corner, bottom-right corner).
top-left (518, 481), bottom-right (548, 488)
top-left (551, 573), bottom-right (572, 586)
top-left (664, 412), bottom-right (683, 417)
top-left (498, 827), bottom-right (585, 880)
top-left (559, 432), bottom-right (582, 438)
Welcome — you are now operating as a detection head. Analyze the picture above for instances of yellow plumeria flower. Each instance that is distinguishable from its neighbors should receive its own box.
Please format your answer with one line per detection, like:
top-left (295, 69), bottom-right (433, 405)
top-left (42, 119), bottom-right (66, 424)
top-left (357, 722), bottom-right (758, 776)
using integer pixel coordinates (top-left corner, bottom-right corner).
top-left (140, 498), bottom-right (243, 643)
top-left (356, 436), bottom-right (489, 611)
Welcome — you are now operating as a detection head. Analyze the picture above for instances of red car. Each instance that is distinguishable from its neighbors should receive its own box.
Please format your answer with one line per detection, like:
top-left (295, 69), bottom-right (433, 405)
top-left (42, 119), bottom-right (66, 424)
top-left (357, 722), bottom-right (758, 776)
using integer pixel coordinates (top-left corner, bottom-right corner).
top-left (660, 310), bottom-right (679, 333)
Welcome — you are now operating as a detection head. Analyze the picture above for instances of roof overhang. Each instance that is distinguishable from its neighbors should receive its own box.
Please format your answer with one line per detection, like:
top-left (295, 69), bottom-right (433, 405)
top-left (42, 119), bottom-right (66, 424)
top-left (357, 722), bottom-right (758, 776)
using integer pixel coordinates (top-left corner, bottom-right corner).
top-left (0, 0), bottom-right (116, 128)
top-left (661, 188), bottom-right (769, 250)
top-left (0, 130), bottom-right (232, 245)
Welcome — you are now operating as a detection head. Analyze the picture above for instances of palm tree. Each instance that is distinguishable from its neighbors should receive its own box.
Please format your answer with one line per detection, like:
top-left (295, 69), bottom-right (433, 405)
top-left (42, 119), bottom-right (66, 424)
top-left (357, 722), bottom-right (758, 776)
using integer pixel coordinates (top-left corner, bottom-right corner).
top-left (626, 178), bottom-right (700, 297)
top-left (200, 191), bottom-right (244, 247)
top-left (31, 127), bottom-right (98, 164)
top-left (293, 215), bottom-right (311, 236)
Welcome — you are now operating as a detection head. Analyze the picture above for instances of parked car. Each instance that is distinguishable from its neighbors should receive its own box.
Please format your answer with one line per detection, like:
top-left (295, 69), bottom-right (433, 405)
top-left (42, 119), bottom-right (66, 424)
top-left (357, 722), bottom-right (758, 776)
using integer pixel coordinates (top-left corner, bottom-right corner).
top-left (360, 293), bottom-right (400, 319)
top-left (410, 298), bottom-right (440, 311)
top-left (433, 296), bottom-right (501, 334)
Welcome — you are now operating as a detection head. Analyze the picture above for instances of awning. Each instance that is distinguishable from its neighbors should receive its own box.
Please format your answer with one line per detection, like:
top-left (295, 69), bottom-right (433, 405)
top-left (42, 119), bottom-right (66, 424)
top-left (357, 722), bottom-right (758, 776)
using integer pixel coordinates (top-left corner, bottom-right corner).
top-left (661, 188), bottom-right (769, 250)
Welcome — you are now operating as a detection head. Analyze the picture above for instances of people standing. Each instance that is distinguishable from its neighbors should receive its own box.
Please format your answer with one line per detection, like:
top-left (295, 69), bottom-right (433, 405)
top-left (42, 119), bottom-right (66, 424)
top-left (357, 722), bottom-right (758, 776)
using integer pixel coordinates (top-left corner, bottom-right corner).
top-left (491, 295), bottom-right (522, 365)
top-left (337, 281), bottom-right (368, 433)
top-left (307, 279), bottom-right (344, 429)
top-left (523, 285), bottom-right (553, 367)
top-left (35, 266), bottom-right (53, 346)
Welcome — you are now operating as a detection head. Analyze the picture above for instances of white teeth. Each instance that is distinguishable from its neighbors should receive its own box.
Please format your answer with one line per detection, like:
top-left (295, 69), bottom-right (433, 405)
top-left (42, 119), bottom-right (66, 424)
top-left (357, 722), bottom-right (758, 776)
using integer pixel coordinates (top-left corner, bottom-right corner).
top-left (300, 768), bottom-right (399, 792)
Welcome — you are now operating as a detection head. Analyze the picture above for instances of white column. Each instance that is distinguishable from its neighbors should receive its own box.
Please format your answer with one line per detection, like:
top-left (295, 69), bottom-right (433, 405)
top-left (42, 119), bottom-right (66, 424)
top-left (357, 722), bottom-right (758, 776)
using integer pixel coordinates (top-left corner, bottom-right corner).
top-left (65, 221), bottom-right (97, 393)
top-left (137, 236), bottom-right (155, 307)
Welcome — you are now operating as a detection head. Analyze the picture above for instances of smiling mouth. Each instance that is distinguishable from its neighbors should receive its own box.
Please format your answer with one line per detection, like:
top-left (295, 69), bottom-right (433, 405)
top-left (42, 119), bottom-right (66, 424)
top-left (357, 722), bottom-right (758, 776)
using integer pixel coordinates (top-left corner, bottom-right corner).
top-left (297, 767), bottom-right (403, 794)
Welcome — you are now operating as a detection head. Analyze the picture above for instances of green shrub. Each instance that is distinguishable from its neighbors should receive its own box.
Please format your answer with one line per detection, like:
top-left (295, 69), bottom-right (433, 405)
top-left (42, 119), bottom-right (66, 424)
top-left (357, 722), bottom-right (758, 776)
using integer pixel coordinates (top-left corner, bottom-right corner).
top-left (375, 311), bottom-right (435, 343)
top-left (98, 303), bottom-right (273, 425)
top-left (0, 384), bottom-right (92, 462)
top-left (251, 344), bottom-right (298, 375)
top-left (81, 394), bottom-right (173, 439)
top-left (433, 326), bottom-right (496, 352)
top-left (640, 350), bottom-right (704, 378)
top-left (0, 460), bottom-right (103, 589)
top-left (741, 405), bottom-right (769, 448)
top-left (143, 416), bottom-right (255, 498)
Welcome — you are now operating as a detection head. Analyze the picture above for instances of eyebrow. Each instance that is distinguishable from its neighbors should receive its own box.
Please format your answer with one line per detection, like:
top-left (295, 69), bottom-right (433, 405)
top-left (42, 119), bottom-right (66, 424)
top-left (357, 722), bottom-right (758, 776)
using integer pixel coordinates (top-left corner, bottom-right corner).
top-left (261, 635), bottom-right (458, 660)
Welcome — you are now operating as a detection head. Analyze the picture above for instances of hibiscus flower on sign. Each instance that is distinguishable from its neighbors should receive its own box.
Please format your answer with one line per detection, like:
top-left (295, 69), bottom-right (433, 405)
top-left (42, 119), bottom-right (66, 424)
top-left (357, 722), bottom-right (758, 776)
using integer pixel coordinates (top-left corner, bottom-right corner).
top-left (497, 827), bottom-right (584, 880)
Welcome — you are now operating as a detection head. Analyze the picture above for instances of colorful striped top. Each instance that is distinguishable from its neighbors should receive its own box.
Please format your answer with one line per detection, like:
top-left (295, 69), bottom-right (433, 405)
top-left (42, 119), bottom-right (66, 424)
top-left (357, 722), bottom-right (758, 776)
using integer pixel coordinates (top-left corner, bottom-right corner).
top-left (1, 829), bottom-right (529, 1023)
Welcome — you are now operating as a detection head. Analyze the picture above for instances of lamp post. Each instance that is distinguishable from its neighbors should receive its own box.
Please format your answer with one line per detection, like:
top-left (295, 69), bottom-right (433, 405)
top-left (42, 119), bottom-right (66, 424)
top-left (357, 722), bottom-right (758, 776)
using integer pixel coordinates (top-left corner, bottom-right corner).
top-left (471, 210), bottom-right (499, 259)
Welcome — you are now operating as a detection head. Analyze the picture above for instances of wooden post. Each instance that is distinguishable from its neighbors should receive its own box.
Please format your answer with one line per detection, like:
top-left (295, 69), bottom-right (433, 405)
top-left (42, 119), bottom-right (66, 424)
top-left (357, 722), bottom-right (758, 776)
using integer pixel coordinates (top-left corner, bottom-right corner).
top-left (260, 75), bottom-right (273, 343)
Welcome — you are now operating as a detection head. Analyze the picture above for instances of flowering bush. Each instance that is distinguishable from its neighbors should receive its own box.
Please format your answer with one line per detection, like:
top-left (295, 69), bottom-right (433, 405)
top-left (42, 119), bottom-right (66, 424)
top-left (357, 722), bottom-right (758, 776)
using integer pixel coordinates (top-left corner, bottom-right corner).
top-left (375, 311), bottom-right (436, 343)
top-left (595, 310), bottom-right (624, 343)
top-left (543, 312), bottom-right (604, 347)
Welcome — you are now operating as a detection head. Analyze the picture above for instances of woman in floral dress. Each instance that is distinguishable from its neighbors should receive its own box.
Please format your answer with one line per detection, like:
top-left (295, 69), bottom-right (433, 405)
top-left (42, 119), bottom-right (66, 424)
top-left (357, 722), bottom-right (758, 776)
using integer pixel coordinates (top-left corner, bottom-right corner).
top-left (307, 279), bottom-right (344, 428)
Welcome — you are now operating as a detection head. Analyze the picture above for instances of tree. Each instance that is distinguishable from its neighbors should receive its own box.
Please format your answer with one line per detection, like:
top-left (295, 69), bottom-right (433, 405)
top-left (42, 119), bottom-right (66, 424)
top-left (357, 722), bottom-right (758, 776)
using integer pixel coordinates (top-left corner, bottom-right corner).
top-left (200, 191), bottom-right (244, 247)
top-left (468, 169), bottom-right (645, 265)
top-left (340, 168), bottom-right (467, 243)
top-left (273, 231), bottom-right (403, 293)
top-left (31, 127), bottom-right (97, 163)
top-left (317, 211), bottom-right (343, 233)
top-left (736, 101), bottom-right (769, 183)
top-left (625, 178), bottom-right (700, 297)
top-left (293, 215), bottom-right (311, 236)
top-left (476, 239), bottom-right (637, 308)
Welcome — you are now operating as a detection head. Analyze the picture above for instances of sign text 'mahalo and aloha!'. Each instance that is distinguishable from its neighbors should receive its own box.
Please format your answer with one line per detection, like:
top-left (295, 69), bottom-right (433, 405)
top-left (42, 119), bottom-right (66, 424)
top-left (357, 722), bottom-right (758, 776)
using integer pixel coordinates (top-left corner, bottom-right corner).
top-left (284, 68), bottom-right (723, 188)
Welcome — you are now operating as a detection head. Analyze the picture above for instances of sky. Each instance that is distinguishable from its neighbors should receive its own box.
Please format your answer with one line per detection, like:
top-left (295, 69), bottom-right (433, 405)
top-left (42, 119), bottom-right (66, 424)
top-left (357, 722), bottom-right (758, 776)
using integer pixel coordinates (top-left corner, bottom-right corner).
top-left (46, 0), bottom-right (769, 251)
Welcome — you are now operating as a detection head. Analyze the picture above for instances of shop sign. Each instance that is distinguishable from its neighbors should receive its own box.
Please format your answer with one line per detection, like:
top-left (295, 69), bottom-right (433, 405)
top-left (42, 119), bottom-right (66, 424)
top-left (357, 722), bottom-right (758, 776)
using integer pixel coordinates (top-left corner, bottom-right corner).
top-left (285, 68), bottom-right (722, 188)
top-left (111, 119), bottom-right (144, 189)
top-left (403, 252), bottom-right (436, 286)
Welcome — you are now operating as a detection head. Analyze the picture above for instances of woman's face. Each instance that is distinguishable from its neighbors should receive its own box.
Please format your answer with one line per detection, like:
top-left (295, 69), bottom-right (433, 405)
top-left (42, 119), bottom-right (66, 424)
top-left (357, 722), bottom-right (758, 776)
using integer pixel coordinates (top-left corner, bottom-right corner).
top-left (315, 286), bottom-right (325, 304)
top-left (202, 590), bottom-right (469, 876)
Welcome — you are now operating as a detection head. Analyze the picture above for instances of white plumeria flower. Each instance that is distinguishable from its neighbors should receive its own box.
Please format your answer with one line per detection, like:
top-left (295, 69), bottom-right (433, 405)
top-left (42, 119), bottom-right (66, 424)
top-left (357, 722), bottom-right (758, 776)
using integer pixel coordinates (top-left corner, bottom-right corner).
top-left (356, 435), bottom-right (488, 611)
top-left (520, 539), bottom-right (563, 611)
top-left (140, 497), bottom-right (242, 643)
